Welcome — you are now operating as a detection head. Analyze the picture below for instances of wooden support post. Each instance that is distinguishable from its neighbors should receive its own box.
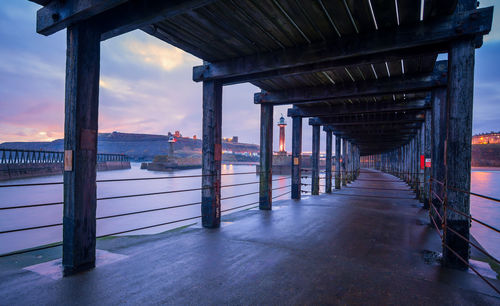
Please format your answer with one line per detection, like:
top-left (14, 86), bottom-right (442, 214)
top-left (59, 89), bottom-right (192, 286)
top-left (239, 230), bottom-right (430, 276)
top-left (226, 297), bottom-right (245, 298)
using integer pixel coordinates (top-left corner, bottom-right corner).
top-left (202, 80), bottom-right (222, 228)
top-left (259, 104), bottom-right (273, 210)
top-left (443, 34), bottom-right (475, 269)
top-left (412, 139), bottom-right (417, 190)
top-left (342, 138), bottom-right (347, 186)
top-left (419, 128), bottom-right (425, 202)
top-left (63, 21), bottom-right (100, 276)
top-left (346, 142), bottom-right (351, 183)
top-left (335, 135), bottom-right (341, 189)
top-left (311, 124), bottom-right (320, 195)
top-left (431, 87), bottom-right (447, 227)
top-left (291, 116), bottom-right (302, 199)
top-left (325, 129), bottom-right (332, 193)
top-left (405, 144), bottom-right (409, 183)
top-left (409, 142), bottom-right (413, 184)
top-left (418, 126), bottom-right (426, 201)
top-left (424, 111), bottom-right (431, 208)
top-left (352, 145), bottom-right (356, 179)
top-left (408, 138), bottom-right (415, 184)
top-left (399, 147), bottom-right (402, 178)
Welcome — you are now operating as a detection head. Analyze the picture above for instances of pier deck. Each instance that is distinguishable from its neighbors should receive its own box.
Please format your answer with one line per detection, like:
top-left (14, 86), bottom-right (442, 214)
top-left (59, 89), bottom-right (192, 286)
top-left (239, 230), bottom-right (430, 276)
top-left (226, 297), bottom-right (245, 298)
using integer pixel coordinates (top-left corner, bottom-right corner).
top-left (1, 169), bottom-right (498, 304)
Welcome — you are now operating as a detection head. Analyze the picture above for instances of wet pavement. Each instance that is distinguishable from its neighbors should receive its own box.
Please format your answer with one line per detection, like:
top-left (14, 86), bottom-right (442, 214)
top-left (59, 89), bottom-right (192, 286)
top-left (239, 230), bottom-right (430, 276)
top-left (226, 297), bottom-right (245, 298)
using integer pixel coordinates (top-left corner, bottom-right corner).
top-left (1, 169), bottom-right (499, 304)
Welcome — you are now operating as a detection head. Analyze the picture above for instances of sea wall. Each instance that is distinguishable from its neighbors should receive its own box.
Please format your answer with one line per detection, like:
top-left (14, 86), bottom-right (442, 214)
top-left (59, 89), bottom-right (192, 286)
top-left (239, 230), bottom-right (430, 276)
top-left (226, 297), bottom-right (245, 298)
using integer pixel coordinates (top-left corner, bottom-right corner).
top-left (0, 161), bottom-right (131, 181)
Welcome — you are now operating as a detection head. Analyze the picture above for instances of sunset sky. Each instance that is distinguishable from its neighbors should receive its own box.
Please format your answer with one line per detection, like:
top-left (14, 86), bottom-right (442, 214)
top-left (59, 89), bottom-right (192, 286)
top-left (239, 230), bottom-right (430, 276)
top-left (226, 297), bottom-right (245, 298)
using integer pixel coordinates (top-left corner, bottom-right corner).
top-left (0, 1), bottom-right (499, 152)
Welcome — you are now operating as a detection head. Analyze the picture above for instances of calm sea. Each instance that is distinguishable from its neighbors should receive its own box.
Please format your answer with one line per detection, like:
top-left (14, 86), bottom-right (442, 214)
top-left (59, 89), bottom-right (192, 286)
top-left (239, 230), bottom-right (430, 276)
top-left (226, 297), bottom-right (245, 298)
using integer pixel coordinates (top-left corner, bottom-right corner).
top-left (0, 164), bottom-right (292, 255)
top-left (470, 168), bottom-right (500, 260)
top-left (0, 164), bottom-right (498, 258)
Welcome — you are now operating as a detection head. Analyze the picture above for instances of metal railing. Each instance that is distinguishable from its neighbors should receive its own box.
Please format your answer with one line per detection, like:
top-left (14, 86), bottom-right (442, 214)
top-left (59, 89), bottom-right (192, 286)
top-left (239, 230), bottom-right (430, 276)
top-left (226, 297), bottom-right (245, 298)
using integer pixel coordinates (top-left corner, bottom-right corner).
top-left (429, 177), bottom-right (500, 294)
top-left (0, 148), bottom-right (129, 164)
top-left (0, 171), bottom-right (291, 257)
top-left (304, 166), bottom-right (499, 293)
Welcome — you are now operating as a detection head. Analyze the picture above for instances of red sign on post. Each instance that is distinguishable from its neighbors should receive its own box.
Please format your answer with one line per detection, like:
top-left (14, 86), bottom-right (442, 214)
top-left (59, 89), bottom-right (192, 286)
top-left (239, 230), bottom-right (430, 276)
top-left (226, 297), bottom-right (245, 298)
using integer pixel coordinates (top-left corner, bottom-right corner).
top-left (420, 155), bottom-right (425, 170)
top-left (425, 158), bottom-right (431, 168)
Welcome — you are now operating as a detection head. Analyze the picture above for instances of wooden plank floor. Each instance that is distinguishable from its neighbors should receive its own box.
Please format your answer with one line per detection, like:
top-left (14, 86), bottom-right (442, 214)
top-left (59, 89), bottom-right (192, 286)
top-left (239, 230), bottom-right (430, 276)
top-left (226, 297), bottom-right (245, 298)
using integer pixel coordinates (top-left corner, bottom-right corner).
top-left (1, 169), bottom-right (499, 304)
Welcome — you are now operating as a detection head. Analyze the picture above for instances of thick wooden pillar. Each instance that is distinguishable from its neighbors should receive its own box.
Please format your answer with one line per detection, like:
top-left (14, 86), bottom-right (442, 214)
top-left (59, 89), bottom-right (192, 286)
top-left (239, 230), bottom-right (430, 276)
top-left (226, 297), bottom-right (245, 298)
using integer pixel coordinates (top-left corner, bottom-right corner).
top-left (311, 124), bottom-right (320, 195)
top-left (424, 109), bottom-right (432, 209)
top-left (202, 80), bottom-right (222, 228)
top-left (419, 128), bottom-right (425, 201)
top-left (335, 135), bottom-right (341, 189)
top-left (352, 145), bottom-right (356, 179)
top-left (411, 139), bottom-right (415, 190)
top-left (325, 128), bottom-right (332, 193)
top-left (259, 104), bottom-right (273, 210)
top-left (431, 87), bottom-right (447, 227)
top-left (412, 139), bottom-right (417, 190)
top-left (443, 34), bottom-right (475, 269)
top-left (63, 21), bottom-right (100, 276)
top-left (405, 144), bottom-right (409, 183)
top-left (346, 142), bottom-right (351, 183)
top-left (291, 116), bottom-right (302, 199)
top-left (342, 138), bottom-right (347, 186)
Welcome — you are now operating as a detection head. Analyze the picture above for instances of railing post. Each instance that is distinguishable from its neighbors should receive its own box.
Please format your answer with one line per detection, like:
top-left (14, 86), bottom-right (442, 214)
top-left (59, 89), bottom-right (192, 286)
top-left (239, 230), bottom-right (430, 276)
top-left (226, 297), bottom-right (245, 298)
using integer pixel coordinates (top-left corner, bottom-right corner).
top-left (443, 18), bottom-right (475, 269)
top-left (62, 21), bottom-right (100, 276)
top-left (291, 115), bottom-right (302, 199)
top-left (324, 127), bottom-right (332, 193)
top-left (259, 104), bottom-right (273, 210)
top-left (311, 123), bottom-right (320, 195)
top-left (335, 135), bottom-right (341, 189)
top-left (201, 79), bottom-right (222, 228)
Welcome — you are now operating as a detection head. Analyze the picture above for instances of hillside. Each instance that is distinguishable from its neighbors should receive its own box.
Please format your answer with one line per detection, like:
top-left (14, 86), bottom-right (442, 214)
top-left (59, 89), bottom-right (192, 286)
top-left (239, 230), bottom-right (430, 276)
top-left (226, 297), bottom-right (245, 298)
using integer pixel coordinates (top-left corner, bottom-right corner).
top-left (472, 144), bottom-right (500, 167)
top-left (0, 132), bottom-right (259, 161)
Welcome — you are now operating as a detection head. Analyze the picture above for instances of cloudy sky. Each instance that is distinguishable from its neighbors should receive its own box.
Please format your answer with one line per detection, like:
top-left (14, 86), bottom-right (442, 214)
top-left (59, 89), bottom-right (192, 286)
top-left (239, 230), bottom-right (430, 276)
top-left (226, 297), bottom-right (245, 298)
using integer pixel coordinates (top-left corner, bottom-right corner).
top-left (0, 1), bottom-right (499, 152)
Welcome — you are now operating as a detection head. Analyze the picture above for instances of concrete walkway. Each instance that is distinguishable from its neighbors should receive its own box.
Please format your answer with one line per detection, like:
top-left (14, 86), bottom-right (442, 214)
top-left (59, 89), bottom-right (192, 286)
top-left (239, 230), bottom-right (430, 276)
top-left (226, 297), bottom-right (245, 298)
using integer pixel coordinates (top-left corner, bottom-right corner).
top-left (1, 169), bottom-right (499, 304)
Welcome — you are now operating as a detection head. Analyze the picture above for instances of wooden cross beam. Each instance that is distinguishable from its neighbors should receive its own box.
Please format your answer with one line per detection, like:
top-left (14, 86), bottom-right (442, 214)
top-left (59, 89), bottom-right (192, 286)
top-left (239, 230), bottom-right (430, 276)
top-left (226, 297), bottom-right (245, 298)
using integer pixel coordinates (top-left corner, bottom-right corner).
top-left (310, 116), bottom-right (425, 127)
top-left (332, 130), bottom-right (420, 138)
top-left (193, 7), bottom-right (492, 84)
top-left (35, 0), bottom-right (128, 36)
top-left (256, 63), bottom-right (447, 105)
top-left (343, 134), bottom-right (415, 141)
top-left (287, 99), bottom-right (429, 118)
top-left (35, 0), bottom-right (217, 40)
top-left (326, 126), bottom-right (419, 134)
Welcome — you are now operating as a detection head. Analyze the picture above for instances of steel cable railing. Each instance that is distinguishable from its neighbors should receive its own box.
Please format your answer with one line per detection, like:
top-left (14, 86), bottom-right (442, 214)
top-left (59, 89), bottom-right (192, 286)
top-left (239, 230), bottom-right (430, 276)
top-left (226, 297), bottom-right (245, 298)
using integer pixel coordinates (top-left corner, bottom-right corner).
top-left (0, 172), bottom-right (293, 257)
top-left (96, 215), bottom-right (202, 238)
top-left (428, 176), bottom-right (500, 294)
top-left (0, 171), bottom-right (264, 188)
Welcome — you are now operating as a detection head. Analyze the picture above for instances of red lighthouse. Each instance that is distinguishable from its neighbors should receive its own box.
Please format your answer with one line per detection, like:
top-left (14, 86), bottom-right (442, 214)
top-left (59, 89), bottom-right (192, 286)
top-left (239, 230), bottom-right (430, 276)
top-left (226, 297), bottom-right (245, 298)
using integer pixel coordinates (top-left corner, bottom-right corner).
top-left (278, 114), bottom-right (287, 154)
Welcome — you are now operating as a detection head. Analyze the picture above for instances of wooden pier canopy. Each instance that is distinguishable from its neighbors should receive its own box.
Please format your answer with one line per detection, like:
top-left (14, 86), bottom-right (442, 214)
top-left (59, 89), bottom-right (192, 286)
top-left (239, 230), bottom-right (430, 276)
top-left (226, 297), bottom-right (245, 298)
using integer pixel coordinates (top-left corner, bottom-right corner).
top-left (29, 0), bottom-right (492, 155)
top-left (29, 0), bottom-right (493, 274)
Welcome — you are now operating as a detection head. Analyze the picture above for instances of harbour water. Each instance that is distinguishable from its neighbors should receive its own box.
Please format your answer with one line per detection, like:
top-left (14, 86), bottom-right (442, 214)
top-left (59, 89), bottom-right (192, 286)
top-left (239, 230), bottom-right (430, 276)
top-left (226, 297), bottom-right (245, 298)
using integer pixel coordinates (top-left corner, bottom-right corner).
top-left (0, 163), bottom-right (292, 255)
top-left (470, 168), bottom-right (500, 260)
top-left (0, 165), bottom-right (497, 260)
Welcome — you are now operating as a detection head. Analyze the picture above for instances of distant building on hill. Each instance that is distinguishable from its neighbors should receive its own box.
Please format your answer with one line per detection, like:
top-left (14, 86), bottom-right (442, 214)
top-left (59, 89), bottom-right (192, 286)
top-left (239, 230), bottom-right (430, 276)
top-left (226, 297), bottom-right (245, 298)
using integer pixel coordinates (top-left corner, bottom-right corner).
top-left (472, 132), bottom-right (500, 144)
top-left (223, 136), bottom-right (238, 143)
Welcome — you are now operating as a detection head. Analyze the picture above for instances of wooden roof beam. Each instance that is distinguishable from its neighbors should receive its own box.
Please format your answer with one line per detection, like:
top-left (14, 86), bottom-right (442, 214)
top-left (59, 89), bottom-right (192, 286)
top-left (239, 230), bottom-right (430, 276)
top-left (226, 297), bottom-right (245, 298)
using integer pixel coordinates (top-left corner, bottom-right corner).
top-left (256, 62), bottom-right (446, 105)
top-left (311, 116), bottom-right (424, 126)
top-left (350, 139), bottom-right (414, 145)
top-left (193, 7), bottom-right (492, 84)
top-left (36, 0), bottom-right (129, 36)
top-left (36, 0), bottom-right (216, 40)
top-left (330, 129), bottom-right (419, 136)
top-left (288, 99), bottom-right (429, 118)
